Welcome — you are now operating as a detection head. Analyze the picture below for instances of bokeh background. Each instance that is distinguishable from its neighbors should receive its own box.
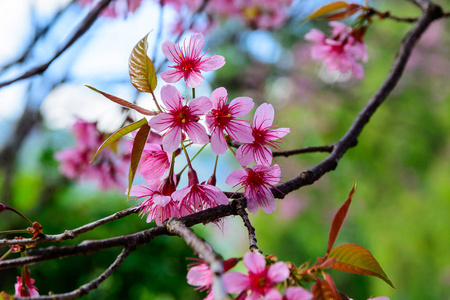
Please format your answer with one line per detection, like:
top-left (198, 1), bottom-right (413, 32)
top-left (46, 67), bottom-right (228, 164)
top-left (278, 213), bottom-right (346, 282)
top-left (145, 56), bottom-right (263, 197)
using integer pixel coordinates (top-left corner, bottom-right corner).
top-left (1, 0), bottom-right (449, 299)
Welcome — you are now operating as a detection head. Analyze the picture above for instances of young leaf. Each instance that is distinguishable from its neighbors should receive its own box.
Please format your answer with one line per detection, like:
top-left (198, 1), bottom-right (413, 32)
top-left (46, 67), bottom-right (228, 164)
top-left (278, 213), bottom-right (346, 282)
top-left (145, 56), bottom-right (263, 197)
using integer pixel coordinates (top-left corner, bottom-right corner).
top-left (127, 122), bottom-right (150, 199)
top-left (90, 118), bottom-right (148, 163)
top-left (311, 273), bottom-right (342, 300)
top-left (325, 4), bottom-right (363, 20)
top-left (327, 180), bottom-right (356, 255)
top-left (306, 1), bottom-right (349, 20)
top-left (129, 33), bottom-right (157, 93)
top-left (86, 85), bottom-right (157, 116)
top-left (328, 243), bottom-right (395, 288)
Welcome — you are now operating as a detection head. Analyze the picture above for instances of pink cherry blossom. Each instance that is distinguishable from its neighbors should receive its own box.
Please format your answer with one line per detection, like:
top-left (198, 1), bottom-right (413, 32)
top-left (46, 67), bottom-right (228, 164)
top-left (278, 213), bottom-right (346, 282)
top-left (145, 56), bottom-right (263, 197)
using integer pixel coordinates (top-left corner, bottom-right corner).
top-left (55, 119), bottom-right (129, 190)
top-left (225, 164), bottom-right (281, 214)
top-left (187, 257), bottom-right (239, 300)
top-left (223, 252), bottom-right (289, 299)
top-left (305, 21), bottom-right (368, 79)
top-left (161, 33), bottom-right (225, 88)
top-left (15, 269), bottom-right (39, 297)
top-left (237, 0), bottom-right (293, 30)
top-left (282, 287), bottom-right (313, 300)
top-left (149, 85), bottom-right (212, 153)
top-left (205, 87), bottom-right (254, 155)
top-left (236, 103), bottom-right (290, 166)
top-left (139, 144), bottom-right (171, 181)
top-left (129, 178), bottom-right (181, 225)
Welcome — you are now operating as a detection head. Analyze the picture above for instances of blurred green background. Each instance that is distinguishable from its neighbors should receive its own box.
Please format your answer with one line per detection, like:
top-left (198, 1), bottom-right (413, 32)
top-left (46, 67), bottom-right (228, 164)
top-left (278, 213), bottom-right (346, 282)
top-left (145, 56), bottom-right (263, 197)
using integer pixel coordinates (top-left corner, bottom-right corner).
top-left (1, 0), bottom-right (449, 299)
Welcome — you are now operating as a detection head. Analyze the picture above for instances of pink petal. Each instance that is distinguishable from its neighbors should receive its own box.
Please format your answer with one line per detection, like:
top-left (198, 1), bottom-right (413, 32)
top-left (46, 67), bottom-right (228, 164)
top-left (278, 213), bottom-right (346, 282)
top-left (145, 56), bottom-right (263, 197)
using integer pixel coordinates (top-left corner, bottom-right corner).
top-left (223, 272), bottom-right (250, 294)
top-left (226, 120), bottom-right (254, 143)
top-left (210, 87), bottom-right (228, 109)
top-left (148, 113), bottom-right (174, 132)
top-left (185, 122), bottom-right (209, 145)
top-left (228, 97), bottom-right (254, 117)
top-left (153, 194), bottom-right (171, 207)
top-left (200, 54), bottom-right (226, 71)
top-left (253, 103), bottom-right (274, 129)
top-left (236, 144), bottom-right (255, 166)
top-left (243, 252), bottom-right (266, 274)
top-left (266, 164), bottom-right (281, 186)
top-left (186, 70), bottom-right (204, 88)
top-left (264, 289), bottom-right (283, 300)
top-left (161, 40), bottom-right (180, 64)
top-left (203, 184), bottom-right (229, 205)
top-left (284, 287), bottom-right (313, 300)
top-left (210, 128), bottom-right (227, 155)
top-left (249, 187), bottom-right (276, 214)
top-left (267, 261), bottom-right (289, 282)
top-left (162, 126), bottom-right (182, 153)
top-left (160, 84), bottom-right (183, 111)
top-left (304, 28), bottom-right (325, 43)
top-left (190, 33), bottom-right (206, 55)
top-left (265, 127), bottom-right (290, 141)
top-left (254, 146), bottom-right (273, 166)
top-left (189, 96), bottom-right (212, 115)
top-left (246, 196), bottom-right (260, 214)
top-left (225, 169), bottom-right (247, 186)
top-left (161, 69), bottom-right (184, 84)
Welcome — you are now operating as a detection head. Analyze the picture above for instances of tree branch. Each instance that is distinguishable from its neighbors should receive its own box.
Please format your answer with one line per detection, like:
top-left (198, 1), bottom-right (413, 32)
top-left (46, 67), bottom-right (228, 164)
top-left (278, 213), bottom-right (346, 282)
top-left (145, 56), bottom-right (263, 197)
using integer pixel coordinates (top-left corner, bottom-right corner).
top-left (272, 145), bottom-right (334, 157)
top-left (16, 247), bottom-right (132, 300)
top-left (166, 218), bottom-right (227, 300)
top-left (0, 0), bottom-right (113, 89)
top-left (236, 202), bottom-right (261, 254)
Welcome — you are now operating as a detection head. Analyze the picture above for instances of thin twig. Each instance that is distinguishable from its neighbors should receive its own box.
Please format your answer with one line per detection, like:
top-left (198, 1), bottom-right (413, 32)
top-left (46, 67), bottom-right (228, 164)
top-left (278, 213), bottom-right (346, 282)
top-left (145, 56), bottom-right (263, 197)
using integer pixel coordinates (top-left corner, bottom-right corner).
top-left (16, 247), bottom-right (132, 300)
top-left (236, 202), bottom-right (261, 254)
top-left (0, 0), bottom-right (113, 89)
top-left (273, 145), bottom-right (334, 157)
top-left (366, 7), bottom-right (418, 23)
top-left (0, 206), bottom-right (139, 247)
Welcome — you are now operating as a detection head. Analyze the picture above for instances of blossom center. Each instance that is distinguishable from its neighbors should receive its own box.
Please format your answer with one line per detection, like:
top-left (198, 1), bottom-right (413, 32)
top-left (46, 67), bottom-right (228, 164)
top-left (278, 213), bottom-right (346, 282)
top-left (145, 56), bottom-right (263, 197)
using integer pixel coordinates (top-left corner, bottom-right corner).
top-left (211, 106), bottom-right (232, 127)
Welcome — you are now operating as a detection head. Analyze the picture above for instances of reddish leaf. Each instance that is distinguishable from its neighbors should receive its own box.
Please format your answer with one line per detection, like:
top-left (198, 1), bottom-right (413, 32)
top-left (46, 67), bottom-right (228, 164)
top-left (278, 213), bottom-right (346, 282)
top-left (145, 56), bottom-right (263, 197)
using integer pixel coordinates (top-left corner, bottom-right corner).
top-left (127, 122), bottom-right (150, 199)
top-left (328, 243), bottom-right (395, 288)
top-left (129, 33), bottom-right (157, 93)
top-left (327, 180), bottom-right (356, 255)
top-left (306, 1), bottom-right (349, 20)
top-left (90, 118), bottom-right (148, 163)
top-left (86, 85), bottom-right (157, 116)
top-left (312, 273), bottom-right (342, 300)
top-left (325, 4), bottom-right (363, 20)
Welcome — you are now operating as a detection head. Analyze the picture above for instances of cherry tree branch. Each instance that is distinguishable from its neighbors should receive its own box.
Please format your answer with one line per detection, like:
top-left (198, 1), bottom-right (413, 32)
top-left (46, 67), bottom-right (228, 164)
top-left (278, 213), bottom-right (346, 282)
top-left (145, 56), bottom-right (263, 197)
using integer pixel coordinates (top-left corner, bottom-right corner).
top-left (0, 206), bottom-right (139, 247)
top-left (0, 0), bottom-right (113, 89)
top-left (236, 202), bottom-right (261, 254)
top-left (166, 218), bottom-right (227, 300)
top-left (16, 247), bottom-right (133, 300)
top-left (272, 145), bottom-right (334, 157)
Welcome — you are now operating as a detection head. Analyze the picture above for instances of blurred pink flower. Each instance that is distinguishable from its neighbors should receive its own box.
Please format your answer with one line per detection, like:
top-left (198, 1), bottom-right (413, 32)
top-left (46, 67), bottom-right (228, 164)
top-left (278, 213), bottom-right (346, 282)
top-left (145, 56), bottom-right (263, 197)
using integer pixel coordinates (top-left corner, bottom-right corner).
top-left (305, 21), bottom-right (368, 79)
top-left (206, 87), bottom-right (254, 155)
top-left (77, 0), bottom-right (142, 18)
top-left (187, 257), bottom-right (239, 300)
top-left (55, 120), bottom-right (129, 190)
top-left (237, 0), bottom-right (292, 30)
top-left (161, 33), bottom-right (225, 88)
top-left (15, 270), bottom-right (39, 297)
top-left (236, 103), bottom-right (289, 166)
top-left (149, 85), bottom-right (212, 153)
top-left (223, 252), bottom-right (289, 299)
top-left (226, 164), bottom-right (281, 214)
top-left (282, 286), bottom-right (313, 300)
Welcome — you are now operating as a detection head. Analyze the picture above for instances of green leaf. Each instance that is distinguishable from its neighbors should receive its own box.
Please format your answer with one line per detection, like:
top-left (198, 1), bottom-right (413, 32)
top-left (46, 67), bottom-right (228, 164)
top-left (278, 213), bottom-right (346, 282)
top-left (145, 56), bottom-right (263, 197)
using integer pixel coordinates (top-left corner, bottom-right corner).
top-left (129, 33), bottom-right (157, 93)
top-left (90, 118), bottom-right (148, 163)
top-left (86, 85), bottom-right (157, 116)
top-left (328, 243), bottom-right (395, 288)
top-left (306, 1), bottom-right (350, 20)
top-left (127, 122), bottom-right (150, 199)
top-left (327, 180), bottom-right (356, 254)
top-left (311, 273), bottom-right (342, 300)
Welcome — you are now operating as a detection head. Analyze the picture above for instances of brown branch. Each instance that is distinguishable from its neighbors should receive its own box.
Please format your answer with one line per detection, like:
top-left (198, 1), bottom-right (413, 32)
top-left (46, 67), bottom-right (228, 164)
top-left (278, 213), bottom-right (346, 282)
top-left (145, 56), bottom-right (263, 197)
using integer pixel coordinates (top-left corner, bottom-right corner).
top-left (0, 206), bottom-right (139, 247)
top-left (0, 0), bottom-right (113, 89)
top-left (236, 202), bottom-right (261, 254)
top-left (366, 7), bottom-right (418, 23)
top-left (166, 218), bottom-right (227, 300)
top-left (272, 145), bottom-right (334, 157)
top-left (16, 247), bottom-right (132, 300)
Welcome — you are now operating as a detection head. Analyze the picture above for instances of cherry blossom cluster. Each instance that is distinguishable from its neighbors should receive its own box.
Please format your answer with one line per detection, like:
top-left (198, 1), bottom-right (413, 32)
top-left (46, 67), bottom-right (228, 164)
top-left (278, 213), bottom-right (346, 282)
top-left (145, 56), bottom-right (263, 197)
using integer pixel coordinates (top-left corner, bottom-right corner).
top-left (130, 33), bottom-right (289, 224)
top-left (77, 0), bottom-right (293, 30)
top-left (305, 21), bottom-right (368, 79)
top-left (187, 251), bottom-right (389, 300)
top-left (55, 119), bottom-right (130, 190)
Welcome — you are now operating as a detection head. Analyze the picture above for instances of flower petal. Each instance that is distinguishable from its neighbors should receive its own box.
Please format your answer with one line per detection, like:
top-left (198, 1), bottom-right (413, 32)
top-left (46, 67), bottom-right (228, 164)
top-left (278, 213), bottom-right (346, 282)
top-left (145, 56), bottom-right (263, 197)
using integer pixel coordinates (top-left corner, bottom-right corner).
top-left (267, 261), bottom-right (289, 282)
top-left (243, 253), bottom-right (266, 274)
top-left (186, 70), bottom-right (204, 88)
top-left (253, 103), bottom-right (274, 129)
top-left (161, 69), bottom-right (184, 84)
top-left (210, 87), bottom-right (228, 109)
top-left (160, 84), bottom-right (183, 111)
top-left (162, 126), bottom-right (182, 153)
top-left (223, 272), bottom-right (250, 294)
top-left (225, 169), bottom-right (247, 187)
top-left (228, 97), bottom-right (254, 117)
top-left (200, 54), bottom-right (226, 71)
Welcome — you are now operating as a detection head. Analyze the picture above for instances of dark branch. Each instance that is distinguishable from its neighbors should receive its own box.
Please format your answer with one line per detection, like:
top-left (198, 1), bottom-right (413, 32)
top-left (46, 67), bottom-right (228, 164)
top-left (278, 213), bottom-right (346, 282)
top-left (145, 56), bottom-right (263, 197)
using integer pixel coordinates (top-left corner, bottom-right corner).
top-left (272, 145), bottom-right (334, 157)
top-left (17, 247), bottom-right (132, 300)
top-left (0, 0), bottom-right (113, 89)
top-left (236, 202), bottom-right (261, 254)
